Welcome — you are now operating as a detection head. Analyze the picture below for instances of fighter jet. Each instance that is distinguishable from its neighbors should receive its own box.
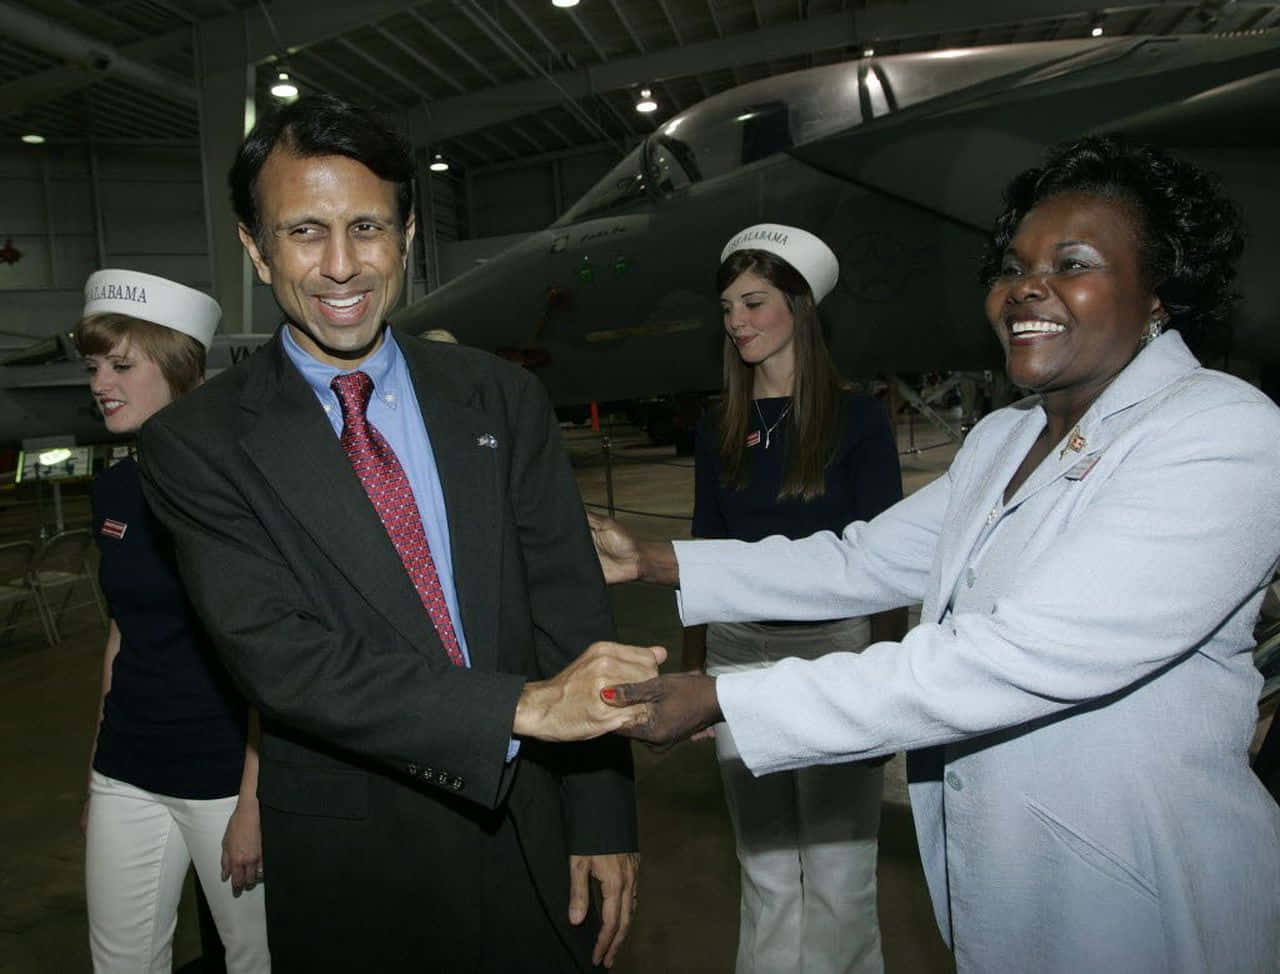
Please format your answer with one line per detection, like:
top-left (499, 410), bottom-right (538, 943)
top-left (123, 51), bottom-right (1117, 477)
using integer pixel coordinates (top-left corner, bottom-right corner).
top-left (394, 31), bottom-right (1280, 408)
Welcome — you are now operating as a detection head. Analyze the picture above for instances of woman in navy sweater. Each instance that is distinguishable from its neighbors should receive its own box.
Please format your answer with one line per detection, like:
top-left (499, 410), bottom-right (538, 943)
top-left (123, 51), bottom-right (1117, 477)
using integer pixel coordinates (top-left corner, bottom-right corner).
top-left (77, 269), bottom-right (269, 973)
top-left (684, 225), bottom-right (905, 974)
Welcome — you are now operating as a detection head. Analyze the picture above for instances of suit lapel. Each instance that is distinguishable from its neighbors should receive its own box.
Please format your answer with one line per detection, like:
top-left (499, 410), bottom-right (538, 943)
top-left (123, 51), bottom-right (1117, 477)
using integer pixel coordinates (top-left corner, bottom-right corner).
top-left (930, 334), bottom-right (1202, 623)
top-left (999, 334), bottom-right (1199, 511)
top-left (400, 337), bottom-right (503, 671)
top-left (237, 336), bottom-right (445, 661)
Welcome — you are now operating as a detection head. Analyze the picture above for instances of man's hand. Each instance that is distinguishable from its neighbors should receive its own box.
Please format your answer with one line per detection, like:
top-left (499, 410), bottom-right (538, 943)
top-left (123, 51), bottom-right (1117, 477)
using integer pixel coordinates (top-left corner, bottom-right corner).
top-left (220, 797), bottom-right (264, 895)
top-left (587, 512), bottom-right (641, 584)
top-left (587, 512), bottom-right (682, 587)
top-left (603, 672), bottom-right (722, 749)
top-left (569, 852), bottom-right (639, 968)
top-left (514, 641), bottom-right (667, 741)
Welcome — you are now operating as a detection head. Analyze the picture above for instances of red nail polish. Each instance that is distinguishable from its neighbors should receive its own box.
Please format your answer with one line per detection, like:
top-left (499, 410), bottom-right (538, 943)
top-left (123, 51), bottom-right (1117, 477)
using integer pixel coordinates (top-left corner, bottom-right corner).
top-left (601, 687), bottom-right (617, 701)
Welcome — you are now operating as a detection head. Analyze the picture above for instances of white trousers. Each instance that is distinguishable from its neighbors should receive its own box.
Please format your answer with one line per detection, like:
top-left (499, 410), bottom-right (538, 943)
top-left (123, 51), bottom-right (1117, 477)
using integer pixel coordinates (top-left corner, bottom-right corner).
top-left (86, 771), bottom-right (271, 974)
top-left (708, 620), bottom-right (885, 974)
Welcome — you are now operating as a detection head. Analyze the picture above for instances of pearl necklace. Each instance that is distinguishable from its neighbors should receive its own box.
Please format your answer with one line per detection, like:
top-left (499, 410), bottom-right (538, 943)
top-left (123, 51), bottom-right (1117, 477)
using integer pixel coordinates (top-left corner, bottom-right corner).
top-left (754, 399), bottom-right (791, 450)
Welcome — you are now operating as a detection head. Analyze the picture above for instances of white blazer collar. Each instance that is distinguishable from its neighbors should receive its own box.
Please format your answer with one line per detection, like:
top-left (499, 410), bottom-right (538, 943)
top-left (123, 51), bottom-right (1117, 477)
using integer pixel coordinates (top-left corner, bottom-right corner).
top-left (1077, 330), bottom-right (1201, 435)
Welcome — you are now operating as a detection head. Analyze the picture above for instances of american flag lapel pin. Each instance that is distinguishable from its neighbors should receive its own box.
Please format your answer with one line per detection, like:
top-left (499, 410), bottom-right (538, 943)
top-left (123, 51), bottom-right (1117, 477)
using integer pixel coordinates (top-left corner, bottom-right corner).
top-left (101, 518), bottom-right (128, 540)
top-left (746, 430), bottom-right (761, 448)
top-left (1065, 453), bottom-right (1102, 481)
top-left (476, 433), bottom-right (497, 449)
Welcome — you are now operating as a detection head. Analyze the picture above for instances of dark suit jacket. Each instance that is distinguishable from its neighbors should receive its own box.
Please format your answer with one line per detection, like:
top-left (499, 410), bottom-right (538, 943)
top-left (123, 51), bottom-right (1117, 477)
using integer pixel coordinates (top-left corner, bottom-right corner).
top-left (139, 329), bottom-right (636, 971)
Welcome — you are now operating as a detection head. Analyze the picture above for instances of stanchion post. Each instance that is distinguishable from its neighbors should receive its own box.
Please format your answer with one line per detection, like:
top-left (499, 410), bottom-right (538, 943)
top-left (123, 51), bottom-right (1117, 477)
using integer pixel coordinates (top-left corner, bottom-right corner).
top-left (602, 430), bottom-right (615, 518)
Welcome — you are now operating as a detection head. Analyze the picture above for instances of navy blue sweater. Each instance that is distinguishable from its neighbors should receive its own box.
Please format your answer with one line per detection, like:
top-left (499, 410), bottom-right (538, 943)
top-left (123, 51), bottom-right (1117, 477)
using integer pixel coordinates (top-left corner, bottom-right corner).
top-left (692, 393), bottom-right (903, 544)
top-left (91, 457), bottom-right (246, 799)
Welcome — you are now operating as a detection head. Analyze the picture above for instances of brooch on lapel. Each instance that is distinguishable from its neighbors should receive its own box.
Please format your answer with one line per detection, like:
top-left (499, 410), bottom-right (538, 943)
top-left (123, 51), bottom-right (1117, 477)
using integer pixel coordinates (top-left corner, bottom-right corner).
top-left (476, 433), bottom-right (497, 449)
top-left (1058, 427), bottom-right (1087, 460)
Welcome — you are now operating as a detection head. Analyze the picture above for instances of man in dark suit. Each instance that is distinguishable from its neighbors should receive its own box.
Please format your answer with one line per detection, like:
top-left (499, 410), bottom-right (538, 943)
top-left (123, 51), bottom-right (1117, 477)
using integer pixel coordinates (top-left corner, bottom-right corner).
top-left (138, 94), bottom-right (659, 972)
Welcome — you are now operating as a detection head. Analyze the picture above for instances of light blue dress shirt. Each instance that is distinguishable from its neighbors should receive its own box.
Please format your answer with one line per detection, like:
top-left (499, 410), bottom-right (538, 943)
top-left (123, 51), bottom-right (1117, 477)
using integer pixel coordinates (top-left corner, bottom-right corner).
top-left (281, 325), bottom-right (472, 667)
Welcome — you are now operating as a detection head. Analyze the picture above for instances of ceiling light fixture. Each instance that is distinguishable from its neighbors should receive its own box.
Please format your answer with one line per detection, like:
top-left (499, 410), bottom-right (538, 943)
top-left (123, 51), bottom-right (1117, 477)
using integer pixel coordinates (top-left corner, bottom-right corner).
top-left (429, 153), bottom-right (449, 173)
top-left (270, 70), bottom-right (299, 99)
top-left (552, 0), bottom-right (580, 8)
top-left (20, 133), bottom-right (45, 144)
top-left (862, 46), bottom-right (876, 58)
top-left (1091, 23), bottom-right (1104, 37)
top-left (635, 88), bottom-right (657, 113)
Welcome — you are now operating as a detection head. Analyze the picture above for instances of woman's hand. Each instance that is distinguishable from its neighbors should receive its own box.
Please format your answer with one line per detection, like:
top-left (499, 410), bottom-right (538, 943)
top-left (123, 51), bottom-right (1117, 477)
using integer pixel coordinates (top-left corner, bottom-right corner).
top-left (602, 672), bottom-right (723, 749)
top-left (587, 512), bottom-right (641, 584)
top-left (221, 797), bottom-right (264, 894)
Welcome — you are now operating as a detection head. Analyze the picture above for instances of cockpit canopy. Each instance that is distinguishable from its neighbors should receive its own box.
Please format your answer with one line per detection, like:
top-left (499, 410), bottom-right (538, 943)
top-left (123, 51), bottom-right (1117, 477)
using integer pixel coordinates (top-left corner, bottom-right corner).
top-left (556, 39), bottom-right (1110, 225)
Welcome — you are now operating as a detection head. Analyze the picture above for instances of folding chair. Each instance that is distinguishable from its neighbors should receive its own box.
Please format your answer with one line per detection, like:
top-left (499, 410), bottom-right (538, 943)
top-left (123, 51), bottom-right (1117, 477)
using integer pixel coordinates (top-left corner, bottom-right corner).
top-left (0, 539), bottom-right (57, 646)
top-left (29, 529), bottom-right (109, 643)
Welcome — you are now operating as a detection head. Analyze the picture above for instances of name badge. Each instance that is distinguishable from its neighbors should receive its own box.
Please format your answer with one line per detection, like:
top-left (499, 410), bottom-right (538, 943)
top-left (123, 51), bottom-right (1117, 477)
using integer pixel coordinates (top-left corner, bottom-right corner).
top-left (1065, 454), bottom-right (1101, 481)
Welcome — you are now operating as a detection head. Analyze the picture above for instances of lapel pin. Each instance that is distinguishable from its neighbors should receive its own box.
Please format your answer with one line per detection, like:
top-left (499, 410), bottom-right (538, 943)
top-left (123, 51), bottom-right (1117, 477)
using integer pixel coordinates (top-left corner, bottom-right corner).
top-left (101, 518), bottom-right (128, 540)
top-left (476, 433), bottom-right (497, 449)
top-left (1059, 428), bottom-right (1087, 460)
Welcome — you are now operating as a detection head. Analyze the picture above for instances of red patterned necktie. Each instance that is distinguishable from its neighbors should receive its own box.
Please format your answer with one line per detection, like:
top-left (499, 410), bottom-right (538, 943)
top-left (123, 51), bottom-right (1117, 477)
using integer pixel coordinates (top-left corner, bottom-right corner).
top-left (331, 371), bottom-right (464, 666)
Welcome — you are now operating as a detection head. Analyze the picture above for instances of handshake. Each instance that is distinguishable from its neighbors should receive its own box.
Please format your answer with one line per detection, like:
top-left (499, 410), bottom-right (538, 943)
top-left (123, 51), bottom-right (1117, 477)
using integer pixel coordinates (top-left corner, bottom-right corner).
top-left (514, 641), bottom-right (722, 748)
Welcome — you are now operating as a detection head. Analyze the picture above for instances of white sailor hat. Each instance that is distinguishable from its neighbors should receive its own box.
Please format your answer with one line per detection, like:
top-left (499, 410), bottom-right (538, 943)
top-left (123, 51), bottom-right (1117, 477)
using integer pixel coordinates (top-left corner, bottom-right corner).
top-left (720, 223), bottom-right (839, 303)
top-left (82, 269), bottom-right (220, 349)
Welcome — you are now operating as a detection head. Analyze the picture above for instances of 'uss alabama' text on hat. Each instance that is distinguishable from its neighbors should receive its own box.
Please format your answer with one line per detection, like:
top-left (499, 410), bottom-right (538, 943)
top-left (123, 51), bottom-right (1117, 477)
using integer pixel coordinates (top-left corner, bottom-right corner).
top-left (82, 269), bottom-right (220, 349)
top-left (720, 223), bottom-right (839, 303)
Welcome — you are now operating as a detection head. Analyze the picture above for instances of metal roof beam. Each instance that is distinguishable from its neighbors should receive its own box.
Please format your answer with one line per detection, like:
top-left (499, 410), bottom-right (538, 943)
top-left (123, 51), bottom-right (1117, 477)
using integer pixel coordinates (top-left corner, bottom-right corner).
top-left (607, 0), bottom-right (646, 54)
top-left (0, 1), bottom-right (196, 109)
top-left (371, 23), bottom-right (467, 93)
top-left (335, 36), bottom-right (432, 100)
top-left (709, 0), bottom-right (726, 38)
top-left (452, 0), bottom-right (620, 150)
top-left (467, 138), bottom-right (623, 175)
top-left (0, 0), bottom-right (426, 89)
top-left (566, 8), bottom-right (609, 63)
top-left (208, 0), bottom-right (429, 71)
top-left (403, 8), bottom-right (500, 85)
top-left (537, 113), bottom-right (574, 147)
top-left (655, 0), bottom-right (685, 45)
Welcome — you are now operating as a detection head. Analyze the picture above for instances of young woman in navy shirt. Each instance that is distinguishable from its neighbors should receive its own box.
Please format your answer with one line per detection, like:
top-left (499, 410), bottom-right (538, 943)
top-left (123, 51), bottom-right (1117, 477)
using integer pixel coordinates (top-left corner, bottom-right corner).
top-left (77, 269), bottom-right (269, 973)
top-left (685, 225), bottom-right (905, 974)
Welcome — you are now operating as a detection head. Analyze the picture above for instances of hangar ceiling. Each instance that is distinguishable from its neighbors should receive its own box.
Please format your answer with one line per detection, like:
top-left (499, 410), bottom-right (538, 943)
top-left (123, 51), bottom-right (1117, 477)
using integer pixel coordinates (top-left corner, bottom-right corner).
top-left (2, 0), bottom-right (1278, 170)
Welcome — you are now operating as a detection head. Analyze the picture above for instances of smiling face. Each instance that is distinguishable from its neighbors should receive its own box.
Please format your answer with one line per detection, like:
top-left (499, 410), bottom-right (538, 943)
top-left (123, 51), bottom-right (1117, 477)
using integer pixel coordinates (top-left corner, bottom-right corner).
top-left (85, 338), bottom-right (175, 435)
top-left (238, 150), bottom-right (415, 368)
top-left (985, 191), bottom-right (1164, 420)
top-left (720, 271), bottom-right (797, 371)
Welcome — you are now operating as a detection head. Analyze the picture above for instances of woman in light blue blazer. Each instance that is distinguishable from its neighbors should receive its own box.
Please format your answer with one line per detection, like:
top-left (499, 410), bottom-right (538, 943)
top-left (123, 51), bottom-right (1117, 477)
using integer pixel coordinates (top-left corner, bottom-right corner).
top-left (590, 138), bottom-right (1280, 972)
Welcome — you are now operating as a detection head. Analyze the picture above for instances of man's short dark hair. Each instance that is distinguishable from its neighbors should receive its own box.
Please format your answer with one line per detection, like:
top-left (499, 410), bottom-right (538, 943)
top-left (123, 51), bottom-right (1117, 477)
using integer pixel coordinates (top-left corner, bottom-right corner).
top-left (229, 94), bottom-right (415, 251)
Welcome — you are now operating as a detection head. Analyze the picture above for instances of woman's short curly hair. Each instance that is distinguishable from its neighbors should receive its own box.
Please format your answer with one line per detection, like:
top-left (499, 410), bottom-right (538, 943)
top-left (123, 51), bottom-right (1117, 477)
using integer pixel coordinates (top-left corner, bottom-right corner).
top-left (981, 136), bottom-right (1244, 345)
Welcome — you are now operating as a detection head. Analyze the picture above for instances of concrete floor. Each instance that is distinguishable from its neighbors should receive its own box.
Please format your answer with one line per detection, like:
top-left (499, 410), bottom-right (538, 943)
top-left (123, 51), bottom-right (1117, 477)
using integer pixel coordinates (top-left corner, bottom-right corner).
top-left (0, 418), bottom-right (964, 972)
